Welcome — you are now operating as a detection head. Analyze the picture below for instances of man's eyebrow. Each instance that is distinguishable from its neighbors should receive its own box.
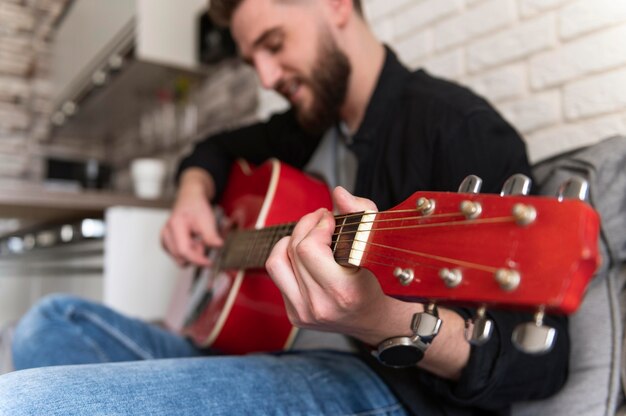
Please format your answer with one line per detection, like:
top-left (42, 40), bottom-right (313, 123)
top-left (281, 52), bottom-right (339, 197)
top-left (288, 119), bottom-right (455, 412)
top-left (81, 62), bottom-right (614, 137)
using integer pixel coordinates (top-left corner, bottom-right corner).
top-left (241, 27), bottom-right (283, 65)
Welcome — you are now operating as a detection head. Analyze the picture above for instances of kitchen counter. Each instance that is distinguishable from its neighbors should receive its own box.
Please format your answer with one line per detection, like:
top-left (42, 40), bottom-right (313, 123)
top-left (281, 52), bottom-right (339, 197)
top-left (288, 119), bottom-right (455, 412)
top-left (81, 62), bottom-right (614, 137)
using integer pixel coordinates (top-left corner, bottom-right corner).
top-left (0, 181), bottom-right (173, 233)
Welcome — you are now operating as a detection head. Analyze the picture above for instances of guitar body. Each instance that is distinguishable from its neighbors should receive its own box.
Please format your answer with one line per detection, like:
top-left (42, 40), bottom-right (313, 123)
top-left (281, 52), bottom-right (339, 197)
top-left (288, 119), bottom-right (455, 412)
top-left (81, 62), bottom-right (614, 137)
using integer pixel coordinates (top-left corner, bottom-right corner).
top-left (172, 159), bottom-right (332, 354)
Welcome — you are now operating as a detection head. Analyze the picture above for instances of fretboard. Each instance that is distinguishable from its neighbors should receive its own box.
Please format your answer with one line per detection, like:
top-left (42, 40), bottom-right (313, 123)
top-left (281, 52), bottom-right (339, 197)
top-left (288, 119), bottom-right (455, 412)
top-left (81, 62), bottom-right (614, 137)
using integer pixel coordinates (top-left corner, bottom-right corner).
top-left (219, 212), bottom-right (366, 270)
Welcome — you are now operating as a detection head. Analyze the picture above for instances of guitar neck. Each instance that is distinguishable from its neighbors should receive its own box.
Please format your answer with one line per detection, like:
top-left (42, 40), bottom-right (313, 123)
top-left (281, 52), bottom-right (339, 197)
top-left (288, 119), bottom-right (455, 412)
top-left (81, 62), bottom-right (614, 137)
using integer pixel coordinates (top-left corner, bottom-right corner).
top-left (217, 187), bottom-right (601, 315)
top-left (220, 212), bottom-right (368, 270)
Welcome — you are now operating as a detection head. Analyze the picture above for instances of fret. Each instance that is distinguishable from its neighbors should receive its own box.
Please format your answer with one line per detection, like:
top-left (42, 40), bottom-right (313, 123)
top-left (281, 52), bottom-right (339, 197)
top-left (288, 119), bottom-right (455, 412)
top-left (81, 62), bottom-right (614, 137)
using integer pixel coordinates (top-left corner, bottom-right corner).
top-left (258, 227), bottom-right (274, 267)
top-left (243, 232), bottom-right (252, 269)
top-left (220, 234), bottom-right (234, 268)
top-left (269, 225), bottom-right (280, 259)
top-left (220, 217), bottom-right (353, 271)
top-left (252, 229), bottom-right (263, 268)
top-left (255, 228), bottom-right (267, 268)
top-left (261, 226), bottom-right (278, 265)
top-left (219, 223), bottom-right (291, 270)
top-left (332, 215), bottom-right (347, 255)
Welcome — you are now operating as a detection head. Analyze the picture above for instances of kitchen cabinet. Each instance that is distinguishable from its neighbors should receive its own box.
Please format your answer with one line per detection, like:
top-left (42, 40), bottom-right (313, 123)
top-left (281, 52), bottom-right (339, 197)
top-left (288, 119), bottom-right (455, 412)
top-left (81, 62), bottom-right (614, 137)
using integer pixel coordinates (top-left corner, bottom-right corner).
top-left (49, 0), bottom-right (210, 140)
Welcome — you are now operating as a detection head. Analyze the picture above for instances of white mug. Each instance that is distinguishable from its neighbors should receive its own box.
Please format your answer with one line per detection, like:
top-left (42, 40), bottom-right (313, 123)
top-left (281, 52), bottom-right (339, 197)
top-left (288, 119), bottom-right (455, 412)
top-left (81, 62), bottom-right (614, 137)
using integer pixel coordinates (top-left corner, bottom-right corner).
top-left (130, 158), bottom-right (167, 199)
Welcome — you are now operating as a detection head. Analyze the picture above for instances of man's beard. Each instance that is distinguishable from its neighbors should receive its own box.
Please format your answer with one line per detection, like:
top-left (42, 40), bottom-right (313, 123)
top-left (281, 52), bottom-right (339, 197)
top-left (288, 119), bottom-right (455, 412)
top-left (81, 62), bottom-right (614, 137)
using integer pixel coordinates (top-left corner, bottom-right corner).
top-left (293, 32), bottom-right (351, 135)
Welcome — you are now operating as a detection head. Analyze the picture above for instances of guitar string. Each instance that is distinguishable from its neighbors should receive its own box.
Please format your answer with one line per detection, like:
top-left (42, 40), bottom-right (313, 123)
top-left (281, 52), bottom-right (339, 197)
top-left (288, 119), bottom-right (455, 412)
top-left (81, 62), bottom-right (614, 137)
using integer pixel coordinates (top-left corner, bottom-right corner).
top-left (332, 208), bottom-right (480, 221)
top-left (335, 257), bottom-right (446, 280)
top-left (227, 217), bottom-right (514, 262)
top-left (335, 210), bottom-right (462, 222)
top-left (227, 239), bottom-right (499, 277)
top-left (336, 238), bottom-right (499, 273)
top-left (228, 209), bottom-right (500, 235)
top-left (231, 215), bottom-right (516, 239)
top-left (242, 210), bottom-right (483, 232)
top-left (327, 212), bottom-right (464, 229)
top-left (227, 220), bottom-right (512, 273)
top-left (331, 216), bottom-right (514, 234)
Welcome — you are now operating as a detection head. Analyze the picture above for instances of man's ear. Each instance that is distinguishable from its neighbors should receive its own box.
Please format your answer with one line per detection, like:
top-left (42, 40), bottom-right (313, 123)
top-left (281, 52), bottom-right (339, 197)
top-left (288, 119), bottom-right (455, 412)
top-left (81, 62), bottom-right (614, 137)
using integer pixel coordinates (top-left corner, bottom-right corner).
top-left (323, 0), bottom-right (354, 28)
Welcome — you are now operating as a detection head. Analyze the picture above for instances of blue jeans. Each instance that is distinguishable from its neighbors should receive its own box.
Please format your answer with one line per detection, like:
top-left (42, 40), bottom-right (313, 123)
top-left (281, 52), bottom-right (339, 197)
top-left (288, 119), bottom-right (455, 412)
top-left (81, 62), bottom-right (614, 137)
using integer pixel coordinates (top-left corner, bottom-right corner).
top-left (0, 294), bottom-right (407, 415)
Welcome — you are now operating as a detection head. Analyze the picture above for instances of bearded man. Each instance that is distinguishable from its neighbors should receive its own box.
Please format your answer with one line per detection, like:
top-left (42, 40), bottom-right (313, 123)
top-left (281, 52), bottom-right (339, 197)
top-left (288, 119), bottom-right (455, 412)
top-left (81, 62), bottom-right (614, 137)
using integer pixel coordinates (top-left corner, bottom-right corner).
top-left (1, 1), bottom-right (569, 415)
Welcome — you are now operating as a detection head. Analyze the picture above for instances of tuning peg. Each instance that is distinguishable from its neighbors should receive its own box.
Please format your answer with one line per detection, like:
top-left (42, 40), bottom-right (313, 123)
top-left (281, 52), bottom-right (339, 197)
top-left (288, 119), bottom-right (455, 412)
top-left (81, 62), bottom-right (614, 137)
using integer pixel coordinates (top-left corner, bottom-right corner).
top-left (512, 308), bottom-right (556, 354)
top-left (458, 175), bottom-right (483, 194)
top-left (557, 177), bottom-right (589, 202)
top-left (411, 303), bottom-right (442, 343)
top-left (465, 306), bottom-right (493, 346)
top-left (500, 174), bottom-right (532, 196)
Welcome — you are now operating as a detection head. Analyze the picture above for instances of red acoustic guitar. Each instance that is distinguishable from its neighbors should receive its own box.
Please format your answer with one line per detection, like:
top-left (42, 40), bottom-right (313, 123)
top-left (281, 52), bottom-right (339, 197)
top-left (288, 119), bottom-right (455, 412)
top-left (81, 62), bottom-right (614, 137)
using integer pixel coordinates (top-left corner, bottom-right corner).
top-left (166, 159), bottom-right (601, 355)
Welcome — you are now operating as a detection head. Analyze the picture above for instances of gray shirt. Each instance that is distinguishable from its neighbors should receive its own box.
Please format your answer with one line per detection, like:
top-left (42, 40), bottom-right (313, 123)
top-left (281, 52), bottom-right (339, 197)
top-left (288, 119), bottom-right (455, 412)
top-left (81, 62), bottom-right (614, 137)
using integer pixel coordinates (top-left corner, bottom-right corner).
top-left (290, 125), bottom-right (358, 351)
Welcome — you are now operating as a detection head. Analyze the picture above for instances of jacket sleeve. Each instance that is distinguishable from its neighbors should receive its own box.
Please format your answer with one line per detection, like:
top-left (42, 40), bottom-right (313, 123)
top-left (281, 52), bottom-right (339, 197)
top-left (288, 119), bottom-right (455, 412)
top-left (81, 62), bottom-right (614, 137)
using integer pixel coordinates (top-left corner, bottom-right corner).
top-left (419, 310), bottom-right (569, 411)
top-left (176, 110), bottom-right (321, 201)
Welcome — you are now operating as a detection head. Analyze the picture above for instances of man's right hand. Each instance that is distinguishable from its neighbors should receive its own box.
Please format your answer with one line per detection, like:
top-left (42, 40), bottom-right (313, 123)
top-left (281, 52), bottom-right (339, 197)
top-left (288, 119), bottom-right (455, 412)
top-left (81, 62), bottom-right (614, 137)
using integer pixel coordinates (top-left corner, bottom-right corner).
top-left (160, 168), bottom-right (223, 267)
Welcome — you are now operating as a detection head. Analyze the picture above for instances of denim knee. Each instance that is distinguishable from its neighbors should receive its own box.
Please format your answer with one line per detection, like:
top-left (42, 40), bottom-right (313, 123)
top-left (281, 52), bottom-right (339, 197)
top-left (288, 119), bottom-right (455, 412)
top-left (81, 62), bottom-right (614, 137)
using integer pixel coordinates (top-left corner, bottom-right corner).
top-left (13, 293), bottom-right (80, 339)
top-left (0, 368), bottom-right (52, 415)
top-left (11, 294), bottom-right (84, 369)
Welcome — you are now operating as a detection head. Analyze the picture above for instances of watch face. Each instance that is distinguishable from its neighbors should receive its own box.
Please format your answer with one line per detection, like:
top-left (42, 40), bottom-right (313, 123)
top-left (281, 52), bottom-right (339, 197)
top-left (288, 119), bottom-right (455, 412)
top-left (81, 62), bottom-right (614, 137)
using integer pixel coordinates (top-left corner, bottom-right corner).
top-left (378, 344), bottom-right (425, 368)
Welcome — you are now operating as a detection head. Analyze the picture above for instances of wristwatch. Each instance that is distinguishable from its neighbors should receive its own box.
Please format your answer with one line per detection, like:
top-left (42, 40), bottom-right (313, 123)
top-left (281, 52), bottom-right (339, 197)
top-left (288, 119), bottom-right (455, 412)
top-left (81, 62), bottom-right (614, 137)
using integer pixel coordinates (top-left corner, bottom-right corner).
top-left (375, 304), bottom-right (442, 368)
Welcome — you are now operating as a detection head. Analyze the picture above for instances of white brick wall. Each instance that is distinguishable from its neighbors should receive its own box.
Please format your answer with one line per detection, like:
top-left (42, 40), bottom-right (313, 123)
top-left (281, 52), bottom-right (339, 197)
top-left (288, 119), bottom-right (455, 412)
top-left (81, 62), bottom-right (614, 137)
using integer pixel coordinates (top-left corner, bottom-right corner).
top-left (244, 0), bottom-right (626, 164)
top-left (530, 24), bottom-right (626, 90)
top-left (466, 63), bottom-right (526, 103)
top-left (257, 0), bottom-right (626, 163)
top-left (559, 0), bottom-right (626, 40)
top-left (499, 91), bottom-right (562, 133)
top-left (518, 0), bottom-right (569, 19)
top-left (393, 0), bottom-right (464, 39)
top-left (361, 0), bottom-right (626, 163)
top-left (564, 67), bottom-right (626, 120)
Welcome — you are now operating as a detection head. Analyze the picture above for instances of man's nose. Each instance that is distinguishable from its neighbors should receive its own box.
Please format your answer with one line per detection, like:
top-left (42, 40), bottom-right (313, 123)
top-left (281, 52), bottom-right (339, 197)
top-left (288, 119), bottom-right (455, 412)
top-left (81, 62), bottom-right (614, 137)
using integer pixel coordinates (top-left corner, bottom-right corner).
top-left (254, 55), bottom-right (283, 90)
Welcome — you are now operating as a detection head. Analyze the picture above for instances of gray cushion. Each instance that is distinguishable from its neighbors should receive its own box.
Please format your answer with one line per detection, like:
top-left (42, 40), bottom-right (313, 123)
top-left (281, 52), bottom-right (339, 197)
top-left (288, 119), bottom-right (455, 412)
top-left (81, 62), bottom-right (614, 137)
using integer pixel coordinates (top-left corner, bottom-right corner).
top-left (513, 136), bottom-right (626, 416)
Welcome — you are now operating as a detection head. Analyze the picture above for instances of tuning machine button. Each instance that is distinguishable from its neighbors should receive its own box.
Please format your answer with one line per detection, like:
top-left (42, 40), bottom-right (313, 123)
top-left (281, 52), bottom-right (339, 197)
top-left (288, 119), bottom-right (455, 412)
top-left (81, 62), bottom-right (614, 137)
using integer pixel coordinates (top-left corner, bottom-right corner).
top-left (465, 305), bottom-right (493, 346)
top-left (558, 177), bottom-right (589, 202)
top-left (458, 175), bottom-right (483, 194)
top-left (494, 268), bottom-right (521, 291)
top-left (439, 268), bottom-right (462, 288)
top-left (501, 174), bottom-right (532, 196)
top-left (411, 303), bottom-right (442, 343)
top-left (416, 197), bottom-right (435, 215)
top-left (512, 308), bottom-right (556, 354)
top-left (460, 200), bottom-right (482, 219)
top-left (512, 203), bottom-right (537, 226)
top-left (393, 267), bottom-right (414, 286)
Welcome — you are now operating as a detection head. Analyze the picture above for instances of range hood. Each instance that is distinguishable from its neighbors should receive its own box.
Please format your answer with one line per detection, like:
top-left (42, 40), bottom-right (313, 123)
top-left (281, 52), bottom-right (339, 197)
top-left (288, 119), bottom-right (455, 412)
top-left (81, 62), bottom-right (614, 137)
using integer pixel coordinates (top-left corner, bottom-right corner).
top-left (49, 0), bottom-right (212, 140)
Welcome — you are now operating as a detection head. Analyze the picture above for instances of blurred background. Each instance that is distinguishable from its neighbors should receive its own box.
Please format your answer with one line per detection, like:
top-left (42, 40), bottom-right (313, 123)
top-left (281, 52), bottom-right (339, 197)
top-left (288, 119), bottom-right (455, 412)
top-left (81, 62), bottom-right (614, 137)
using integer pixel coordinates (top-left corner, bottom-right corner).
top-left (0, 0), bottom-right (625, 367)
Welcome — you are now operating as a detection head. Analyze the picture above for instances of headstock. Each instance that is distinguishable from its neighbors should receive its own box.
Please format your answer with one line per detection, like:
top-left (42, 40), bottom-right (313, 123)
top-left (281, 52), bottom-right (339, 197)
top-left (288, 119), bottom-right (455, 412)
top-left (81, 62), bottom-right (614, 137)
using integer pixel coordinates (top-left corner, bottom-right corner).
top-left (335, 174), bottom-right (601, 354)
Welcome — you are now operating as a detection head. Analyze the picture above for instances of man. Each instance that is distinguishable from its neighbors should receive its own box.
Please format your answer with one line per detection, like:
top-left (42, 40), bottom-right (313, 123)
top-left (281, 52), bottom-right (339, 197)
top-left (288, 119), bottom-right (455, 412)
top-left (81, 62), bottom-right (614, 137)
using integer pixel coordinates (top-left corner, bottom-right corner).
top-left (0, 0), bottom-right (568, 415)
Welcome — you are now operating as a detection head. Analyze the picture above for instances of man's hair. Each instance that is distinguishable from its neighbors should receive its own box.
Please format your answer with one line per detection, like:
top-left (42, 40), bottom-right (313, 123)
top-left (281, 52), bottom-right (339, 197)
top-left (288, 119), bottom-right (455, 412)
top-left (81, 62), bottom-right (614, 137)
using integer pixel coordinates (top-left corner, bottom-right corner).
top-left (209, 0), bottom-right (363, 27)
